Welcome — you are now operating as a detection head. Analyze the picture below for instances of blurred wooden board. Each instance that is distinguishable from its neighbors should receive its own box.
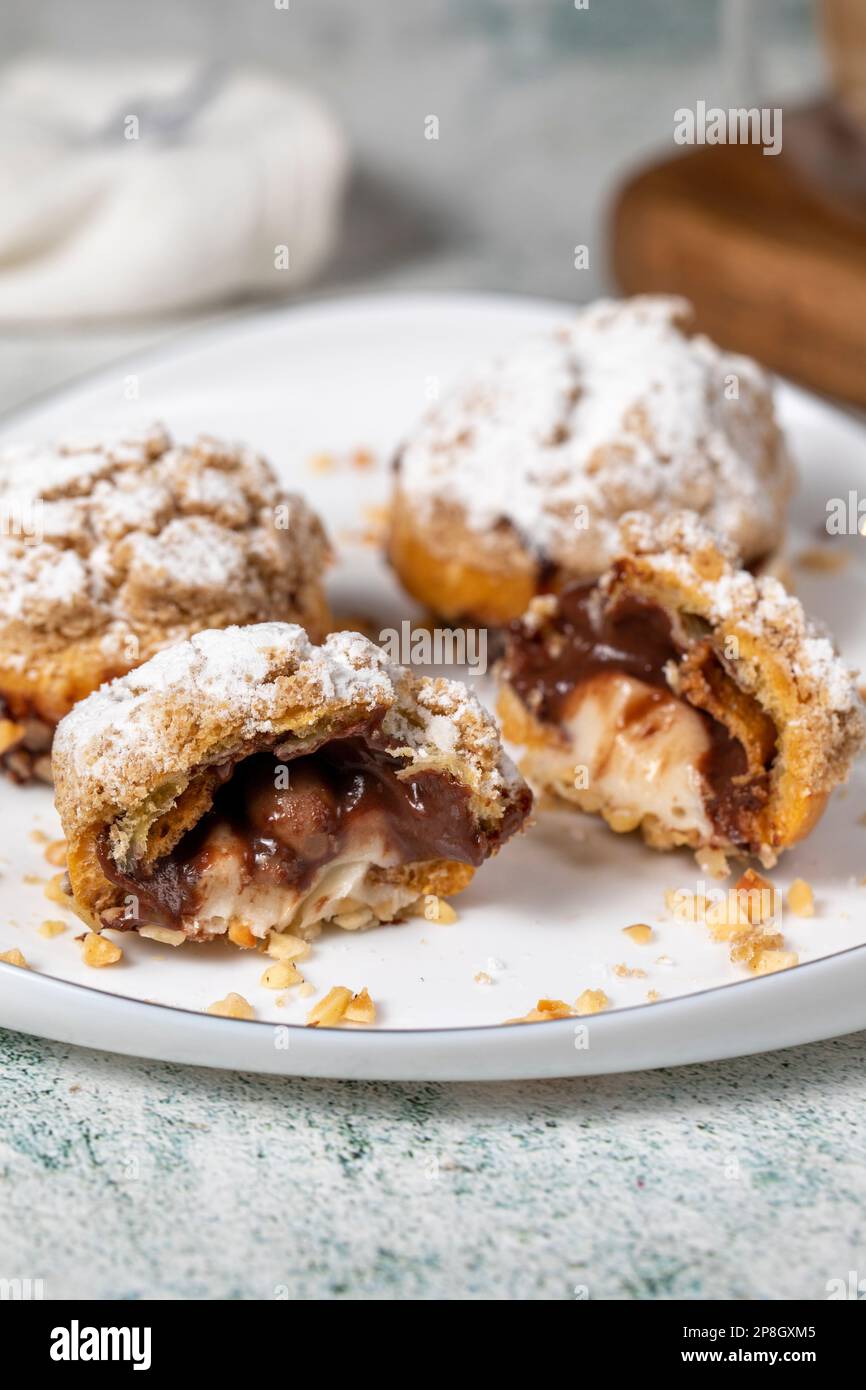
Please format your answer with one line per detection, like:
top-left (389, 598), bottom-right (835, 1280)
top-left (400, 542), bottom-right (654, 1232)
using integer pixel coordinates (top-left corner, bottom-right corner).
top-left (610, 139), bottom-right (866, 407)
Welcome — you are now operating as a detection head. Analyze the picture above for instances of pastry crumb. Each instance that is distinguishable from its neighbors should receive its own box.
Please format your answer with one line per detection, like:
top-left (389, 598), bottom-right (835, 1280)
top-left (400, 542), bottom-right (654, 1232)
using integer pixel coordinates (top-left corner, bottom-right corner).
top-left (207, 991), bottom-right (255, 1019)
top-left (646, 989), bottom-right (661, 1002)
top-left (44, 840), bottom-right (67, 867)
top-left (298, 981), bottom-right (315, 998)
top-left (307, 451), bottom-right (335, 474)
top-left (611, 962), bottom-right (647, 979)
top-left (474, 970), bottom-right (493, 985)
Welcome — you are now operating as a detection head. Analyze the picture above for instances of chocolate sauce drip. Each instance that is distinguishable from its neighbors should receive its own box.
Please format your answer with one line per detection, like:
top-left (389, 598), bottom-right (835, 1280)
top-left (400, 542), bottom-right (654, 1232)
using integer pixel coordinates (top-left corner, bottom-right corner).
top-left (504, 584), bottom-right (771, 847)
top-left (99, 737), bottom-right (529, 930)
top-left (505, 585), bottom-right (677, 722)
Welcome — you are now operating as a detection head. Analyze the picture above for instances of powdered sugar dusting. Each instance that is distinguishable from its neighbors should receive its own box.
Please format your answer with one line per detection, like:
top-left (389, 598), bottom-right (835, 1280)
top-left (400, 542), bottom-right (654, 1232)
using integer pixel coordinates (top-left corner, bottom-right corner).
top-left (397, 296), bottom-right (793, 571)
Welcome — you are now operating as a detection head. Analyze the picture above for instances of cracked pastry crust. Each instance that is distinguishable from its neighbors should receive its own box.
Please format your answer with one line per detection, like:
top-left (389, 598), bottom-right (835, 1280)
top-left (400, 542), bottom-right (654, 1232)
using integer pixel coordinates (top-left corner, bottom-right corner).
top-left (498, 513), bottom-right (865, 865)
top-left (53, 623), bottom-right (532, 944)
top-left (388, 296), bottom-right (793, 625)
top-left (0, 423), bottom-right (331, 783)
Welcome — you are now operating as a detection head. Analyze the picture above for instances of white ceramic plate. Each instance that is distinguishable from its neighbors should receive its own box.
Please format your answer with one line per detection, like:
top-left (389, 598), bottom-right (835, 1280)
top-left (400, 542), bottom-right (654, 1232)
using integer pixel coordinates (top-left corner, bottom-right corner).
top-left (1, 292), bottom-right (865, 1080)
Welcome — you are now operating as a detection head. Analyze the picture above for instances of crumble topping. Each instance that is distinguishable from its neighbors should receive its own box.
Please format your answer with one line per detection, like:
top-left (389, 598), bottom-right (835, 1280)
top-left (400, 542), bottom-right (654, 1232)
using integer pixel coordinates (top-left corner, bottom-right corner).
top-left (0, 421), bottom-right (329, 673)
top-left (396, 297), bottom-right (792, 572)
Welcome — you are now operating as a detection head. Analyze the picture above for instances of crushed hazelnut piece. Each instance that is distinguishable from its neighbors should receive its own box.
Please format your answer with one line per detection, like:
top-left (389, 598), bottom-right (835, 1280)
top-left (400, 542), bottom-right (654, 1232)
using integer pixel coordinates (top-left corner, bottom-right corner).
top-left (734, 868), bottom-right (778, 923)
top-left (0, 947), bottom-right (29, 968)
top-left (623, 923), bottom-right (653, 945)
top-left (423, 895), bottom-right (458, 924)
top-left (729, 928), bottom-right (784, 972)
top-left (261, 960), bottom-right (302, 990)
top-left (787, 878), bottom-right (815, 918)
top-left (44, 840), bottom-right (67, 868)
top-left (306, 985), bottom-right (353, 1026)
top-left (207, 992), bottom-right (255, 1020)
top-left (506, 998), bottom-right (574, 1024)
top-left (81, 932), bottom-right (123, 968)
top-left (38, 920), bottom-right (67, 939)
top-left (228, 917), bottom-right (258, 950)
top-left (344, 987), bottom-right (377, 1024)
top-left (574, 988), bottom-right (610, 1016)
top-left (751, 948), bottom-right (799, 975)
top-left (267, 931), bottom-right (310, 962)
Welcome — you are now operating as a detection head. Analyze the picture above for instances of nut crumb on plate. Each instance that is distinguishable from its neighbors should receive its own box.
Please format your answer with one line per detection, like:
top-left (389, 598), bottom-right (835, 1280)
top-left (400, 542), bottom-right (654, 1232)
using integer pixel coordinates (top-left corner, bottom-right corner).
top-left (207, 991), bottom-right (255, 1020)
top-left (306, 985), bottom-right (353, 1026)
top-left (261, 960), bottom-right (303, 990)
top-left (0, 947), bottom-right (28, 968)
top-left (787, 878), bottom-right (815, 917)
top-left (622, 923), bottom-right (654, 945)
top-left (344, 987), bottom-right (376, 1024)
top-left (81, 932), bottom-right (123, 967)
top-left (39, 920), bottom-right (66, 938)
top-left (574, 988), bottom-right (610, 1016)
top-left (422, 894), bottom-right (458, 925)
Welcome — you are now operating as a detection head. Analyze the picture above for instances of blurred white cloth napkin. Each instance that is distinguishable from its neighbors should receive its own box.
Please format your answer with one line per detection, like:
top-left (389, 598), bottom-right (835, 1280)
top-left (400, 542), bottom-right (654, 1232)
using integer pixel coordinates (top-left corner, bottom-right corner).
top-left (0, 57), bottom-right (349, 320)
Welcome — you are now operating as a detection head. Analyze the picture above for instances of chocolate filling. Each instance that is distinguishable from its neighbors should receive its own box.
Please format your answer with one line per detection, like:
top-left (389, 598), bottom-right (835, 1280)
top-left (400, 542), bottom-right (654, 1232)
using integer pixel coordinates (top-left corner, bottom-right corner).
top-left (99, 736), bottom-right (528, 931)
top-left (504, 583), bottom-right (773, 845)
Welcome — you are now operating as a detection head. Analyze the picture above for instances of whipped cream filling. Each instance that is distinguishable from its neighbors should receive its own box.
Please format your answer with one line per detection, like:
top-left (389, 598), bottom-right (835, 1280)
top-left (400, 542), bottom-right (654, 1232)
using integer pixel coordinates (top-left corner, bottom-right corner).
top-left (532, 671), bottom-right (715, 840)
top-left (176, 819), bottom-right (418, 941)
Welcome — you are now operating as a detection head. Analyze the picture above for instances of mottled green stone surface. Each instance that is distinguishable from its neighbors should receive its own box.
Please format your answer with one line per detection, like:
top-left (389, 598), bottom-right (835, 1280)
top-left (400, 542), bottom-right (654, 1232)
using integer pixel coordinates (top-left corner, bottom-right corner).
top-left (2, 1027), bottom-right (865, 1300)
